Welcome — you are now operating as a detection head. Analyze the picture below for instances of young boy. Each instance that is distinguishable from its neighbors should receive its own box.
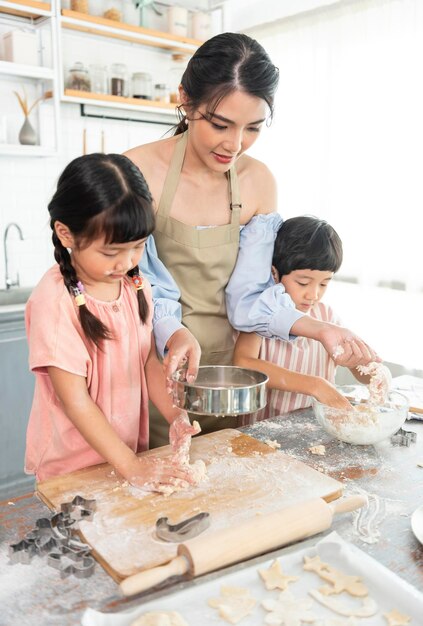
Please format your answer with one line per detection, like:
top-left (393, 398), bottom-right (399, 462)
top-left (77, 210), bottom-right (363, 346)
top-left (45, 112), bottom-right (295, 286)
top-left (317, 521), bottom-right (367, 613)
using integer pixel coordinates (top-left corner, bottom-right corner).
top-left (233, 216), bottom-right (368, 419)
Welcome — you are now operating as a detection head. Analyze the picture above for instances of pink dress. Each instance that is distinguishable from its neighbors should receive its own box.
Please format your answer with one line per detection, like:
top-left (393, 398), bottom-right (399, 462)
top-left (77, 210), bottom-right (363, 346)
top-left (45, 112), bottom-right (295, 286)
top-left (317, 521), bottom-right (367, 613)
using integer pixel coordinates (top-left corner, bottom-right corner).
top-left (259, 302), bottom-right (340, 419)
top-left (25, 265), bottom-right (153, 481)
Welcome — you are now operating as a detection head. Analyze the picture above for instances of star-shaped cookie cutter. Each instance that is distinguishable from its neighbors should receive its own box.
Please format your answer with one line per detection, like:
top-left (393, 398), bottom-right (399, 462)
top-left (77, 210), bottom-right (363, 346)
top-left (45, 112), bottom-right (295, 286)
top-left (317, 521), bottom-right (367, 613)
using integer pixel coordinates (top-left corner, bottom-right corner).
top-left (391, 427), bottom-right (417, 447)
top-left (47, 544), bottom-right (95, 579)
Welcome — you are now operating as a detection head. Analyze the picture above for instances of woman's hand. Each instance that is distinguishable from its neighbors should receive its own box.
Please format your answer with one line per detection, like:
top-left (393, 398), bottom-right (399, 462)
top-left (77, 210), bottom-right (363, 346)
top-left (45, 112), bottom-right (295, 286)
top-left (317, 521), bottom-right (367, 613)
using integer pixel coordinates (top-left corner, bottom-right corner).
top-left (169, 412), bottom-right (200, 451)
top-left (125, 455), bottom-right (195, 491)
top-left (317, 323), bottom-right (379, 367)
top-left (312, 378), bottom-right (352, 410)
top-left (163, 327), bottom-right (201, 390)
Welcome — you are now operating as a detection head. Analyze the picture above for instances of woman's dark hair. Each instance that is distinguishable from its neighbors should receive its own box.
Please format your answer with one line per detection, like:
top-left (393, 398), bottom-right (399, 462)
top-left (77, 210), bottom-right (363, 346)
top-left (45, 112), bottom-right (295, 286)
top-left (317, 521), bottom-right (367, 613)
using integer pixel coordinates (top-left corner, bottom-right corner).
top-left (49, 153), bottom-right (155, 347)
top-left (273, 216), bottom-right (343, 277)
top-left (174, 32), bottom-right (279, 134)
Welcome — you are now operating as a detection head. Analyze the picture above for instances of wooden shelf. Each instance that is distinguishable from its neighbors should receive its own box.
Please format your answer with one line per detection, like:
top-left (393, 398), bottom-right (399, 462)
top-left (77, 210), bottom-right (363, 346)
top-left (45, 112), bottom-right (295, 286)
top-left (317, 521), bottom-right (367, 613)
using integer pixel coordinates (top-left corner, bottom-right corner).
top-left (62, 89), bottom-right (178, 118)
top-left (60, 9), bottom-right (202, 53)
top-left (0, 60), bottom-right (54, 80)
top-left (0, 0), bottom-right (51, 19)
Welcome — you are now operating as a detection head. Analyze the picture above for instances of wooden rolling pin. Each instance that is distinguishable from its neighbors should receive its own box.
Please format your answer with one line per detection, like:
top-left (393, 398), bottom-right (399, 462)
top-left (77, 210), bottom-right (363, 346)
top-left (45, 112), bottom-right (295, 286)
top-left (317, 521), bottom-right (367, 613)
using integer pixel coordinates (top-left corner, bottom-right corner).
top-left (120, 494), bottom-right (366, 596)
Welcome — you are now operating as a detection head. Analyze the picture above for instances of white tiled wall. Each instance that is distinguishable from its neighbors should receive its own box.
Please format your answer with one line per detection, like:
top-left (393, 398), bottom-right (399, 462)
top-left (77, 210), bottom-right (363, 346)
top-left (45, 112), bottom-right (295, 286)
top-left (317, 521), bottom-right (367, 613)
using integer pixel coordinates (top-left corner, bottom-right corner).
top-left (0, 105), bottom-right (171, 289)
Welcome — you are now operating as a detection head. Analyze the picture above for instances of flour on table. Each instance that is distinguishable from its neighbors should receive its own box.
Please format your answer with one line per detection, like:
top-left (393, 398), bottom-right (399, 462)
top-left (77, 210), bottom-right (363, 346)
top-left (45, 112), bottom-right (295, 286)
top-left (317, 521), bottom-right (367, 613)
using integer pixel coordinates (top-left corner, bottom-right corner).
top-left (356, 362), bottom-right (392, 405)
top-left (303, 556), bottom-right (367, 596)
top-left (309, 445), bottom-right (326, 456)
top-left (309, 590), bottom-right (378, 617)
top-left (383, 609), bottom-right (411, 626)
top-left (261, 589), bottom-right (316, 625)
top-left (208, 586), bottom-right (256, 624)
top-left (131, 611), bottom-right (188, 626)
top-left (258, 559), bottom-right (299, 591)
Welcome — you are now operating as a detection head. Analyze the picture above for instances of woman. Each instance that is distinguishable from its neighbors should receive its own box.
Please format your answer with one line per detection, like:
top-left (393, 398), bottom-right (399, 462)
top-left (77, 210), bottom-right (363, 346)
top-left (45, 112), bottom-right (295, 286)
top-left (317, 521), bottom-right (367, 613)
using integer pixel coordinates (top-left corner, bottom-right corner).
top-left (125, 33), bottom-right (377, 446)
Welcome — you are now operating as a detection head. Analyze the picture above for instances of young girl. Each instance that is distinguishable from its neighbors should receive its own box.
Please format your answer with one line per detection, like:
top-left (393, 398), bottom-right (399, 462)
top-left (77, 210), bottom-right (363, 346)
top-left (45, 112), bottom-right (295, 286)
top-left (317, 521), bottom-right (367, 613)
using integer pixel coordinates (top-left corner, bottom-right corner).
top-left (233, 216), bottom-right (372, 419)
top-left (25, 153), bottom-right (195, 486)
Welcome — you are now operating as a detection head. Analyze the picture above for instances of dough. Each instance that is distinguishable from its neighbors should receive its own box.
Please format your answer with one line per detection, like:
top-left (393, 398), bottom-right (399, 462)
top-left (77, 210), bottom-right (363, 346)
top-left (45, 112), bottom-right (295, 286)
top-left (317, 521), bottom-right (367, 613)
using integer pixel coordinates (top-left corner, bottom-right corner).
top-left (303, 555), bottom-right (368, 596)
top-left (383, 609), bottom-right (411, 626)
top-left (264, 439), bottom-right (281, 449)
top-left (258, 559), bottom-right (299, 591)
top-left (309, 589), bottom-right (378, 617)
top-left (131, 611), bottom-right (188, 626)
top-left (261, 589), bottom-right (316, 625)
top-left (356, 362), bottom-right (391, 405)
top-left (208, 586), bottom-right (256, 624)
top-left (318, 620), bottom-right (358, 626)
top-left (309, 445), bottom-right (326, 456)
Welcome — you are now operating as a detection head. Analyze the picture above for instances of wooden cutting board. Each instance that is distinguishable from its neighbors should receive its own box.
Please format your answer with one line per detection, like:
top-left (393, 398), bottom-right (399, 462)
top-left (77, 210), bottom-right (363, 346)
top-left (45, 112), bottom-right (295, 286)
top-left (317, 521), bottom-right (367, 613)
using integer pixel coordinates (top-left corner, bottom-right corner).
top-left (36, 429), bottom-right (343, 581)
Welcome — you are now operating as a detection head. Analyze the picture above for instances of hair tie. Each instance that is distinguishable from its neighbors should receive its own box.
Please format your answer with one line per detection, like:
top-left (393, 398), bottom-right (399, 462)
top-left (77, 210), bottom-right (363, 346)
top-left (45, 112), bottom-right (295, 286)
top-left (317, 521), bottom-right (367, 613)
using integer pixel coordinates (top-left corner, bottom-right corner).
top-left (71, 283), bottom-right (86, 306)
top-left (132, 274), bottom-right (144, 291)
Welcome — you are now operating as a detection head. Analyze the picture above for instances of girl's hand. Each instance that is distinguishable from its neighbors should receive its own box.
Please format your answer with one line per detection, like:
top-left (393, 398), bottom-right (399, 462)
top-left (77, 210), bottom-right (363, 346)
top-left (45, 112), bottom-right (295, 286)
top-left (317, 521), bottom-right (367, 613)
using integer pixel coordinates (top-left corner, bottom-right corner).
top-left (125, 455), bottom-right (195, 491)
top-left (313, 378), bottom-right (352, 410)
top-left (163, 328), bottom-right (201, 392)
top-left (169, 412), bottom-right (200, 451)
top-left (317, 323), bottom-right (380, 368)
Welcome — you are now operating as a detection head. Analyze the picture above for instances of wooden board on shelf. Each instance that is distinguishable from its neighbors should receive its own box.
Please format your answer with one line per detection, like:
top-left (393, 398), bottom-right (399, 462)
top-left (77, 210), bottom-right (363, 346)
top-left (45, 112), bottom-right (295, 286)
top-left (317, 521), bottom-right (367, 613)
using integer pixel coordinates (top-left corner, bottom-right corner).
top-left (36, 429), bottom-right (343, 581)
top-left (64, 89), bottom-right (177, 110)
top-left (0, 0), bottom-right (51, 18)
top-left (61, 9), bottom-right (202, 53)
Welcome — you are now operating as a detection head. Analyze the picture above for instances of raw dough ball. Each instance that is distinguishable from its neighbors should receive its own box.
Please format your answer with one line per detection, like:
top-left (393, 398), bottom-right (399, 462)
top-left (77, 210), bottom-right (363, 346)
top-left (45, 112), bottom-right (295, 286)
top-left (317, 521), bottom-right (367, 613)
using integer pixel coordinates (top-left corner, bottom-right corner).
top-left (258, 559), bottom-right (299, 591)
top-left (208, 586), bottom-right (256, 624)
top-left (131, 611), bottom-right (188, 626)
top-left (309, 445), bottom-right (326, 456)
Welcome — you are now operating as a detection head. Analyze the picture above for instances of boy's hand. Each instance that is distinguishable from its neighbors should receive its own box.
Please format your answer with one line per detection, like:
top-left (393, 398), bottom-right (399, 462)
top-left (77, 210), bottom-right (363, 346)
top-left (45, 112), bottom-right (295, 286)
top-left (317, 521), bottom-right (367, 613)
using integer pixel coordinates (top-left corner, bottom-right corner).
top-left (313, 378), bottom-right (352, 410)
top-left (318, 323), bottom-right (380, 367)
top-left (163, 328), bottom-right (201, 392)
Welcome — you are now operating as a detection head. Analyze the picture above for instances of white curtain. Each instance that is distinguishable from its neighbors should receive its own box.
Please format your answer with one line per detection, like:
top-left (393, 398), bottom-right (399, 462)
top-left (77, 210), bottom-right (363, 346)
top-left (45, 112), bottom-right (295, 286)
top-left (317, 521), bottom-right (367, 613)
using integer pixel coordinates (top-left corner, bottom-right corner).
top-left (248, 0), bottom-right (423, 291)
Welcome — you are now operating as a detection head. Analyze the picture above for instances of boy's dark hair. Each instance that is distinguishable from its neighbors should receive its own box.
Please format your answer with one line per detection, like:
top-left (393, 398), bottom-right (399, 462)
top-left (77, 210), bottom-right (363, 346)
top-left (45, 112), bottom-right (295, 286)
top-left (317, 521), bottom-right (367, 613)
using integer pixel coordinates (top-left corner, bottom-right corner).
top-left (174, 32), bottom-right (279, 135)
top-left (273, 216), bottom-right (343, 277)
top-left (49, 153), bottom-right (155, 348)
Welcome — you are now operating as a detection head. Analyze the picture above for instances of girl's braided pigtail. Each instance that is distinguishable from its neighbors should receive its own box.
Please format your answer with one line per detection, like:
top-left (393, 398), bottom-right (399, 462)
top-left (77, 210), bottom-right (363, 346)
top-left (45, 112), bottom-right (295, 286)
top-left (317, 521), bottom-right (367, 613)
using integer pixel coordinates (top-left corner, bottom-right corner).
top-left (53, 232), bottom-right (112, 347)
top-left (127, 266), bottom-right (149, 324)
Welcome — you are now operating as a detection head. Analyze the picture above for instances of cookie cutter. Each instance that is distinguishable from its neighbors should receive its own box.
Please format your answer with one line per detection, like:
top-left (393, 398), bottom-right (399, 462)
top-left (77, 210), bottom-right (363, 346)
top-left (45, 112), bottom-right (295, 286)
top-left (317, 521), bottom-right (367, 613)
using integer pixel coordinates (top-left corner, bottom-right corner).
top-left (8, 494), bottom-right (96, 577)
top-left (47, 545), bottom-right (95, 579)
top-left (155, 512), bottom-right (210, 542)
top-left (60, 495), bottom-right (96, 521)
top-left (391, 427), bottom-right (417, 447)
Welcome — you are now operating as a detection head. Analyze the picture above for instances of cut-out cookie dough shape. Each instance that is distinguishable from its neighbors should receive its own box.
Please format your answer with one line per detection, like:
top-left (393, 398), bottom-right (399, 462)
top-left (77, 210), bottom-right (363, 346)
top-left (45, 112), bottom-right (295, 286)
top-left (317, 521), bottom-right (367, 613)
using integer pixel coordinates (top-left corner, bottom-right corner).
top-left (303, 555), bottom-right (368, 596)
top-left (259, 559), bottom-right (299, 591)
top-left (309, 589), bottom-right (378, 617)
top-left (383, 609), bottom-right (411, 626)
top-left (261, 589), bottom-right (316, 626)
top-left (131, 611), bottom-right (188, 626)
top-left (208, 586), bottom-right (256, 624)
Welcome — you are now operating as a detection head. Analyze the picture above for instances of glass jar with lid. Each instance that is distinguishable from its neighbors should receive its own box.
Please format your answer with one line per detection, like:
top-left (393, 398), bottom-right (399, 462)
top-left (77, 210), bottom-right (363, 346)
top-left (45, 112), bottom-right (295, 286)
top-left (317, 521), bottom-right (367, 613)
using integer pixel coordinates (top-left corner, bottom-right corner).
top-left (168, 53), bottom-right (188, 104)
top-left (89, 64), bottom-right (108, 95)
top-left (154, 83), bottom-right (170, 104)
top-left (110, 63), bottom-right (128, 97)
top-left (66, 62), bottom-right (91, 91)
top-left (132, 72), bottom-right (152, 100)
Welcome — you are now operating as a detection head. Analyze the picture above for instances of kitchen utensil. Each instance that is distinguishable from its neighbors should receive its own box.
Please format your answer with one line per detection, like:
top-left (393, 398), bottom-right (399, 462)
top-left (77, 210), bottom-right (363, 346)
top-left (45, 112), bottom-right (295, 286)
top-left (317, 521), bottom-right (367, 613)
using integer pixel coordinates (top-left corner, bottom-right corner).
top-left (313, 385), bottom-right (409, 445)
top-left (172, 366), bottom-right (268, 416)
top-left (155, 512), bottom-right (210, 542)
top-left (411, 504), bottom-right (423, 544)
top-left (120, 495), bottom-right (366, 596)
top-left (390, 426), bottom-right (417, 446)
top-left (36, 430), bottom-right (344, 581)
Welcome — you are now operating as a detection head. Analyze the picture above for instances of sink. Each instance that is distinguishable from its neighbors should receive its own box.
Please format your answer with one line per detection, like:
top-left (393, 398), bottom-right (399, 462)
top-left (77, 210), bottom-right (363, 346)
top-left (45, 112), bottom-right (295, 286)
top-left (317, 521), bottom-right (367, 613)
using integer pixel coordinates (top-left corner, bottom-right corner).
top-left (0, 287), bottom-right (33, 306)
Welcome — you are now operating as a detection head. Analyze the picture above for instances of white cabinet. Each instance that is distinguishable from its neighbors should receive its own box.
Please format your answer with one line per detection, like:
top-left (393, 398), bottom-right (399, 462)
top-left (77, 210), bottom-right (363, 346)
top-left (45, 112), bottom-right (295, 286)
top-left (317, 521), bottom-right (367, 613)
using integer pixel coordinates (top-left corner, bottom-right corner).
top-left (0, 0), bottom-right (61, 155)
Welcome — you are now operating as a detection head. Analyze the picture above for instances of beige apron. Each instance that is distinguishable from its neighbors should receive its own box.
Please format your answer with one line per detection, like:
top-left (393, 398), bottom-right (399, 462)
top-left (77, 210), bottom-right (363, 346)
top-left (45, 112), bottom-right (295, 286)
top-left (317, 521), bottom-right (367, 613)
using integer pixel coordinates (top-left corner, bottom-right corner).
top-left (149, 131), bottom-right (244, 447)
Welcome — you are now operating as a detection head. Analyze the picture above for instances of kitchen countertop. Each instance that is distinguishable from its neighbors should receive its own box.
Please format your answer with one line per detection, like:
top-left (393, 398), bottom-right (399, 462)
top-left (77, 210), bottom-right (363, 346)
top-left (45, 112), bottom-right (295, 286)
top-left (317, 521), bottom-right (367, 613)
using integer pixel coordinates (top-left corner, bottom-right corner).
top-left (1, 408), bottom-right (422, 625)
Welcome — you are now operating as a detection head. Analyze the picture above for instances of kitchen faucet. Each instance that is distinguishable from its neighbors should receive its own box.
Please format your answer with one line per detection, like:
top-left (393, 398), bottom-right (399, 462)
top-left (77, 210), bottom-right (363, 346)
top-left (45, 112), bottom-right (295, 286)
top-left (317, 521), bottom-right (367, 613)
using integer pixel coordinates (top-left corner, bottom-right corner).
top-left (3, 222), bottom-right (24, 289)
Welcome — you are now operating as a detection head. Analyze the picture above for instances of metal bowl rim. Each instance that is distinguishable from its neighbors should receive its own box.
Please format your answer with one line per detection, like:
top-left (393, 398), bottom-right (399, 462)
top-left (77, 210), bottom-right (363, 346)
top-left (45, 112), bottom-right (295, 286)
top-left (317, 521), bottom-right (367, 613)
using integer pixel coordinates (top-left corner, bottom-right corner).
top-left (171, 365), bottom-right (269, 390)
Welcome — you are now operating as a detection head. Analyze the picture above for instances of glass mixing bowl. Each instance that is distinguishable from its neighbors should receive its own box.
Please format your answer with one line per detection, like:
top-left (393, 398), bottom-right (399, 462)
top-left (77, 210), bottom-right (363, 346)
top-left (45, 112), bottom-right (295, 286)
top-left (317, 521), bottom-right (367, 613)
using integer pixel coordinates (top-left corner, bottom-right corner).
top-left (313, 384), bottom-right (409, 445)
